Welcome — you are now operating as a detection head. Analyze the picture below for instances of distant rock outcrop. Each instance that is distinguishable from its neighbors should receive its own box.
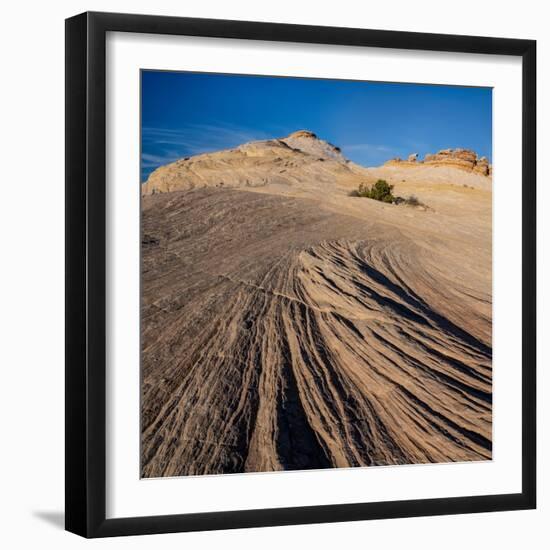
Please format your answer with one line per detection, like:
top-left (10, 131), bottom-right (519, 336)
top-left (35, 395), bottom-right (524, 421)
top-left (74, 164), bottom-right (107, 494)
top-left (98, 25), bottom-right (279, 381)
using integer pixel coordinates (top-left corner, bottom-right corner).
top-left (386, 148), bottom-right (491, 176)
top-left (473, 156), bottom-right (491, 176)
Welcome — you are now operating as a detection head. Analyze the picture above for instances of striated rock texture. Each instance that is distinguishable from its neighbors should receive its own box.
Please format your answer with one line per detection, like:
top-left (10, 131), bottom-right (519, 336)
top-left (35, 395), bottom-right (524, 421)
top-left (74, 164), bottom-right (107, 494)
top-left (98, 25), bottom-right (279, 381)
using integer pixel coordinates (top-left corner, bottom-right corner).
top-left (141, 131), bottom-right (492, 477)
top-left (386, 148), bottom-right (492, 176)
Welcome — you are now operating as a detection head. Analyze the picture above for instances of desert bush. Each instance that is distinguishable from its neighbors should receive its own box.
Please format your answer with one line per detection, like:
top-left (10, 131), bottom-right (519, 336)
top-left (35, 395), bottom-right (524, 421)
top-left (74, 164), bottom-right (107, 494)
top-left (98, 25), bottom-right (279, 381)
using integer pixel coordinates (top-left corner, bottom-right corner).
top-left (350, 179), bottom-right (395, 203)
top-left (350, 181), bottom-right (428, 209)
top-left (369, 179), bottom-right (395, 202)
top-left (357, 182), bottom-right (370, 197)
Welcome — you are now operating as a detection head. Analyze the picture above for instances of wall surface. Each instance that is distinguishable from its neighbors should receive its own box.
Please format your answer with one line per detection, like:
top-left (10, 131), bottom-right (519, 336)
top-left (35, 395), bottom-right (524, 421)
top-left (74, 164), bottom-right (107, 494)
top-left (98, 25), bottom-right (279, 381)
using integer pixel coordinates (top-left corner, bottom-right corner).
top-left (0, 1), bottom-right (546, 548)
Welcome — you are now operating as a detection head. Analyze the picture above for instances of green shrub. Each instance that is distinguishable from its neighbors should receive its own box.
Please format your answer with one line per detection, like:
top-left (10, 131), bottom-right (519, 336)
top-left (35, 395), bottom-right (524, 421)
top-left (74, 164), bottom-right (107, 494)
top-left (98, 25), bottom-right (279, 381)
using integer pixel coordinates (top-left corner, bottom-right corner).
top-left (369, 180), bottom-right (395, 202)
top-left (350, 179), bottom-right (395, 203)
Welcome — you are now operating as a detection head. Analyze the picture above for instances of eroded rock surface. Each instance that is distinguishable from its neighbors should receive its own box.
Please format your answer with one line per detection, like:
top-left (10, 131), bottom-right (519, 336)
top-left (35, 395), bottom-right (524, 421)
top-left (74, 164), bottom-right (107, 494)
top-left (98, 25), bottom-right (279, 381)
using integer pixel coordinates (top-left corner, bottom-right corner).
top-left (141, 131), bottom-right (493, 477)
top-left (142, 130), bottom-right (361, 196)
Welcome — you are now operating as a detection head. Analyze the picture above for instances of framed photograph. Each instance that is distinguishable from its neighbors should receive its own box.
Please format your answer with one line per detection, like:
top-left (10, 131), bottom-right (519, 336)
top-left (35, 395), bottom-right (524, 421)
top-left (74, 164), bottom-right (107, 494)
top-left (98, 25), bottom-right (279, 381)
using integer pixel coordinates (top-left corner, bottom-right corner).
top-left (65, 11), bottom-right (536, 538)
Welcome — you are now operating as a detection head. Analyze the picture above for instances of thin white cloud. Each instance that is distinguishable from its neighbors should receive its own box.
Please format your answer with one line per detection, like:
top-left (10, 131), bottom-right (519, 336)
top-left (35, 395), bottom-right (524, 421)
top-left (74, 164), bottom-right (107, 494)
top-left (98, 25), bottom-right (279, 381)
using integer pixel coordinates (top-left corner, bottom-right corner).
top-left (141, 122), bottom-right (276, 181)
top-left (141, 152), bottom-right (176, 165)
top-left (142, 123), bottom-right (273, 155)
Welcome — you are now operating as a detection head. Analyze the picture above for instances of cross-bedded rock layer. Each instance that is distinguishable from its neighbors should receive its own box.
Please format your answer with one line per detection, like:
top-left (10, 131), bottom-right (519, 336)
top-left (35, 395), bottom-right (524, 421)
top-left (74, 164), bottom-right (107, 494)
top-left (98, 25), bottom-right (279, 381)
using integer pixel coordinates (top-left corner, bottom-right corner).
top-left (141, 175), bottom-right (492, 476)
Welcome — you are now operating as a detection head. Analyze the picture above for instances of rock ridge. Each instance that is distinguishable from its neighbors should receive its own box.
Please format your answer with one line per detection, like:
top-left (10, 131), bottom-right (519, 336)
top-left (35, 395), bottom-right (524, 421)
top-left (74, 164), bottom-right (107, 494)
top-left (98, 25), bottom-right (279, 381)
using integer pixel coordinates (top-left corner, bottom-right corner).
top-left (386, 148), bottom-right (491, 176)
top-left (142, 130), bottom-right (356, 196)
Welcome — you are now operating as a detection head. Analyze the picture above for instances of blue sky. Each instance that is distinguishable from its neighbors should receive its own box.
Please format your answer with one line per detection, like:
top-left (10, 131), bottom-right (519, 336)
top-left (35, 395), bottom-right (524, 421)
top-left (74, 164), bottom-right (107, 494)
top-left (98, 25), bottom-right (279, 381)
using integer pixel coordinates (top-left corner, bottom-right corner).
top-left (141, 71), bottom-right (492, 182)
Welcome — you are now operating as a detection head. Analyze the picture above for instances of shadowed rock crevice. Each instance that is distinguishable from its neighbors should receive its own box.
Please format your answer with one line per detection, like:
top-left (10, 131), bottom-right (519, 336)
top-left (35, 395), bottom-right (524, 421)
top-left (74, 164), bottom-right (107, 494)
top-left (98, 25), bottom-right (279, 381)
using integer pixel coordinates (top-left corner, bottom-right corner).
top-left (274, 339), bottom-right (332, 470)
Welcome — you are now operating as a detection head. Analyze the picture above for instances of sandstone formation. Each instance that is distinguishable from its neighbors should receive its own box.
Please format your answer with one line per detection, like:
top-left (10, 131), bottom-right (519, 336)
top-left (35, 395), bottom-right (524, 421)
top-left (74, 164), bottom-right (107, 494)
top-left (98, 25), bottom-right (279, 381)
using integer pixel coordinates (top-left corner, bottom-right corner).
top-left (142, 130), bottom-right (359, 196)
top-left (141, 131), bottom-right (493, 477)
top-left (386, 148), bottom-right (492, 176)
top-left (473, 156), bottom-right (491, 176)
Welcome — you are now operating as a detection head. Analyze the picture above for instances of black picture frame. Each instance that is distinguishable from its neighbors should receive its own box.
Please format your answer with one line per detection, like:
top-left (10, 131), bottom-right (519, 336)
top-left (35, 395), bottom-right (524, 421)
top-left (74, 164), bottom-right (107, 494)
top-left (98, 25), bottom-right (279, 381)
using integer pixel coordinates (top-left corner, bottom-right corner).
top-left (65, 11), bottom-right (536, 538)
